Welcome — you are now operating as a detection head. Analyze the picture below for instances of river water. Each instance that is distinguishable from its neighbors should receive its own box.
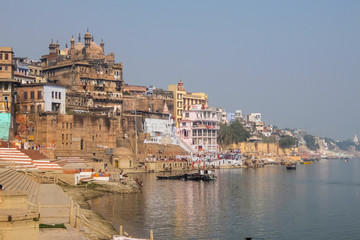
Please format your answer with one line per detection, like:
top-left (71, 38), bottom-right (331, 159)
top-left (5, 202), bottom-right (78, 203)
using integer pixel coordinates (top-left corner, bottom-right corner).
top-left (90, 159), bottom-right (360, 240)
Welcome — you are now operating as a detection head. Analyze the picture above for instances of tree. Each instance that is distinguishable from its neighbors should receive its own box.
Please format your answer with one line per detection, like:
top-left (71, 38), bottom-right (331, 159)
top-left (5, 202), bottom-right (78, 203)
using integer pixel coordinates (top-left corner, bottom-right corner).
top-left (279, 135), bottom-right (297, 150)
top-left (218, 123), bottom-right (232, 146)
top-left (229, 120), bottom-right (251, 143)
top-left (304, 135), bottom-right (319, 151)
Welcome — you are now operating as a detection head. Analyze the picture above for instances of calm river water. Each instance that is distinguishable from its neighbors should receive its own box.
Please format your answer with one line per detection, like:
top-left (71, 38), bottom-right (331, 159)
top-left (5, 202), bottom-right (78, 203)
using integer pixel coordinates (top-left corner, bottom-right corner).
top-left (90, 159), bottom-right (360, 240)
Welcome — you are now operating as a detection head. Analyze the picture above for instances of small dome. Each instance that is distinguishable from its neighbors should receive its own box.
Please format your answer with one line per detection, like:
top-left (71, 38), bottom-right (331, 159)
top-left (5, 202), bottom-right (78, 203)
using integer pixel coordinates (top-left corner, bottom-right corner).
top-left (89, 42), bottom-right (103, 54)
top-left (113, 147), bottom-right (133, 156)
top-left (74, 42), bottom-right (84, 52)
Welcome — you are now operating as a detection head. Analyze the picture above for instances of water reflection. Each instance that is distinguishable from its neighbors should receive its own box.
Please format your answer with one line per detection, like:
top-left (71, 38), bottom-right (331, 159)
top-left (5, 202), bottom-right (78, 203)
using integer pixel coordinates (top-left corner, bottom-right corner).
top-left (90, 159), bottom-right (360, 240)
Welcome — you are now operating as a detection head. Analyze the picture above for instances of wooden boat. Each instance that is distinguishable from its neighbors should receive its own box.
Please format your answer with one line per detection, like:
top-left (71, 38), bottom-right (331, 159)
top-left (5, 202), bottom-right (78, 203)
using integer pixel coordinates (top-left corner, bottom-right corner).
top-left (286, 163), bottom-right (296, 170)
top-left (156, 175), bottom-right (183, 180)
top-left (157, 170), bottom-right (217, 181)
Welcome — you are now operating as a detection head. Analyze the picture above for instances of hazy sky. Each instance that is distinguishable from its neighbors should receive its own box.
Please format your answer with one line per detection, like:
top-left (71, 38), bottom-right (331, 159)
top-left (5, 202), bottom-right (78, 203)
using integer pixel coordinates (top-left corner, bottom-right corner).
top-left (1, 0), bottom-right (359, 140)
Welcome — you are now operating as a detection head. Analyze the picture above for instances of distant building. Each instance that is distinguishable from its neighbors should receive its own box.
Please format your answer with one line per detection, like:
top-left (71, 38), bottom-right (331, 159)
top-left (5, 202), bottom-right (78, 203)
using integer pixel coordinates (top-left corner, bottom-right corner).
top-left (178, 105), bottom-right (220, 158)
top-left (354, 134), bottom-right (359, 145)
top-left (122, 84), bottom-right (147, 96)
top-left (217, 108), bottom-right (228, 124)
top-left (168, 80), bottom-right (208, 127)
top-left (247, 113), bottom-right (261, 123)
top-left (235, 110), bottom-right (244, 122)
top-left (227, 112), bottom-right (235, 123)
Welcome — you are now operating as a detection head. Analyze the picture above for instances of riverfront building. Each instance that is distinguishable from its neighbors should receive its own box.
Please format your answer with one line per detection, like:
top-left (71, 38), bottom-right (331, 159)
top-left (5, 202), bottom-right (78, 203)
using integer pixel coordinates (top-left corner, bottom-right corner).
top-left (178, 105), bottom-right (220, 157)
top-left (168, 80), bottom-right (208, 127)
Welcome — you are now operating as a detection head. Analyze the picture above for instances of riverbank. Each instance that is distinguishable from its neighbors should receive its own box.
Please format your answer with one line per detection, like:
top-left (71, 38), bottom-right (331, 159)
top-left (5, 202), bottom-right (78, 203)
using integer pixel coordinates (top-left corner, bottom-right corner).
top-left (59, 179), bottom-right (141, 239)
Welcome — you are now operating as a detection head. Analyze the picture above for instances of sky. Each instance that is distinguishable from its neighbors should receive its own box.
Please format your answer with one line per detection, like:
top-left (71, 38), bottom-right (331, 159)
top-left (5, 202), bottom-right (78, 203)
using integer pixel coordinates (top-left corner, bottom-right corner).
top-left (1, 0), bottom-right (359, 140)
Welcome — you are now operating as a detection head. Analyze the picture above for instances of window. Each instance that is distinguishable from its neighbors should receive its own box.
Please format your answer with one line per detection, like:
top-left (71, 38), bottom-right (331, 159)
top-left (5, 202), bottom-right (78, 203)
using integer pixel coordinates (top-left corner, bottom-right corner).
top-left (66, 134), bottom-right (68, 140)
top-left (193, 129), bottom-right (197, 136)
top-left (55, 92), bottom-right (58, 99)
top-left (0, 54), bottom-right (2, 59)
top-left (4, 83), bottom-right (8, 91)
top-left (37, 105), bottom-right (41, 112)
top-left (70, 134), bottom-right (72, 141)
top-left (70, 123), bottom-right (72, 129)
top-left (62, 134), bottom-right (64, 140)
top-left (38, 91), bottom-right (42, 99)
top-left (30, 105), bottom-right (35, 113)
top-left (52, 91), bottom-right (54, 98)
top-left (5, 67), bottom-right (8, 70)
top-left (185, 113), bottom-right (189, 118)
top-left (0, 67), bottom-right (2, 70)
top-left (23, 106), bottom-right (27, 112)
top-left (59, 92), bottom-right (61, 99)
top-left (24, 92), bottom-right (28, 100)
top-left (30, 91), bottom-right (35, 99)
top-left (66, 123), bottom-right (68, 129)
top-left (62, 123), bottom-right (64, 129)
top-left (5, 54), bottom-right (8, 60)
top-left (99, 125), bottom-right (102, 131)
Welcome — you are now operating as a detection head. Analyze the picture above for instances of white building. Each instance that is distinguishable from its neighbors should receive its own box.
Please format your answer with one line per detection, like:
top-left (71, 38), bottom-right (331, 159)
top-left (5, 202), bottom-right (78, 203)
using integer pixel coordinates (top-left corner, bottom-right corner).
top-left (179, 105), bottom-right (220, 158)
top-left (247, 113), bottom-right (261, 123)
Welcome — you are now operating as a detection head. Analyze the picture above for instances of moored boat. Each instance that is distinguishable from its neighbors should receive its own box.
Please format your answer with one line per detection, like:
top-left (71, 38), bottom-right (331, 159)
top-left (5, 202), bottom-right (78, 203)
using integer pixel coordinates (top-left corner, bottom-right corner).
top-left (286, 163), bottom-right (296, 170)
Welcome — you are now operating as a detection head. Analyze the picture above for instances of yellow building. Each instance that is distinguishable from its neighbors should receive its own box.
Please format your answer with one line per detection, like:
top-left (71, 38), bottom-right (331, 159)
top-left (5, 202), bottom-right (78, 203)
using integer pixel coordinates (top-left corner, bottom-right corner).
top-left (168, 80), bottom-right (208, 126)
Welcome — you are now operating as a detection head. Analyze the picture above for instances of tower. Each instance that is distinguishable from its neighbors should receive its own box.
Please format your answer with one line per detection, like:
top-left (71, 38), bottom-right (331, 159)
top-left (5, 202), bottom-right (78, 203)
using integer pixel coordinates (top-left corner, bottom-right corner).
top-left (100, 39), bottom-right (105, 52)
top-left (48, 39), bottom-right (56, 54)
top-left (354, 134), bottom-right (359, 145)
top-left (55, 40), bottom-right (60, 54)
top-left (84, 30), bottom-right (91, 48)
top-left (70, 36), bottom-right (75, 55)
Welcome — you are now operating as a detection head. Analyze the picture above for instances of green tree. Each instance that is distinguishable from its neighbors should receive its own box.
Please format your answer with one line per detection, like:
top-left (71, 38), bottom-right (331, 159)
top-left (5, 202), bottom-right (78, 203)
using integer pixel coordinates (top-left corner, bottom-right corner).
top-left (279, 135), bottom-right (297, 150)
top-left (304, 134), bottom-right (319, 150)
top-left (218, 123), bottom-right (232, 146)
top-left (229, 120), bottom-right (250, 143)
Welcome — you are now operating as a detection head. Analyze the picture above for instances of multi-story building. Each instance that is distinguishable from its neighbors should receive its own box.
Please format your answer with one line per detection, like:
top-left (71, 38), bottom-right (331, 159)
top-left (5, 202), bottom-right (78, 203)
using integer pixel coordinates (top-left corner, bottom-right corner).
top-left (40, 31), bottom-right (124, 111)
top-left (178, 105), bottom-right (220, 157)
top-left (16, 84), bottom-right (66, 114)
top-left (217, 108), bottom-right (228, 124)
top-left (0, 47), bottom-right (17, 141)
top-left (168, 80), bottom-right (208, 127)
top-left (28, 61), bottom-right (46, 83)
top-left (247, 113), bottom-right (261, 123)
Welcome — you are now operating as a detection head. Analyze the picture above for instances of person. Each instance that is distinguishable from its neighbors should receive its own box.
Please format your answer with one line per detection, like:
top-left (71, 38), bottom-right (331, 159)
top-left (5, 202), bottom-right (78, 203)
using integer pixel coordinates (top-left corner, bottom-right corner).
top-left (0, 185), bottom-right (3, 190)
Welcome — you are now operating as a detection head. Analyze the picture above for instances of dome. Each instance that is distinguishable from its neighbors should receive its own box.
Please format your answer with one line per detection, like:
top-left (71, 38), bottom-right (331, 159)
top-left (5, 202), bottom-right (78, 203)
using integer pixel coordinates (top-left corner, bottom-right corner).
top-left (89, 42), bottom-right (103, 53)
top-left (60, 48), bottom-right (69, 55)
top-left (113, 147), bottom-right (133, 156)
top-left (74, 42), bottom-right (84, 52)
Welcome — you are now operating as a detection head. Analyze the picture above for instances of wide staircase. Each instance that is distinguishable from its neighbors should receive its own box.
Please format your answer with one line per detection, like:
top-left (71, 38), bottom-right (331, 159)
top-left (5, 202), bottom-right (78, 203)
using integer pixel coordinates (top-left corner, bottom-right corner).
top-left (54, 156), bottom-right (86, 168)
top-left (0, 148), bottom-right (61, 170)
top-left (0, 169), bottom-right (40, 211)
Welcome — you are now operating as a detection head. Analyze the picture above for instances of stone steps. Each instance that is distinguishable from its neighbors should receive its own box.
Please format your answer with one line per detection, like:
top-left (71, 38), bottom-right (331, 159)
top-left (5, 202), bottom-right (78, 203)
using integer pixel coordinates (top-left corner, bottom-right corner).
top-left (0, 169), bottom-right (40, 210)
top-left (0, 148), bottom-right (62, 170)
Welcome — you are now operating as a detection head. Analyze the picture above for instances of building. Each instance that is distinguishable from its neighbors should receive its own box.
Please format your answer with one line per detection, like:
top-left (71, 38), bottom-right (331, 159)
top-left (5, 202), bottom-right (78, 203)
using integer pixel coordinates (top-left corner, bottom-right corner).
top-left (123, 84), bottom-right (147, 95)
top-left (40, 32), bottom-right (124, 110)
top-left (0, 47), bottom-right (17, 141)
top-left (354, 134), bottom-right (359, 145)
top-left (217, 108), bottom-right (228, 124)
top-left (28, 60), bottom-right (46, 83)
top-left (247, 113), bottom-right (261, 123)
top-left (235, 110), bottom-right (243, 122)
top-left (178, 105), bottom-right (220, 158)
top-left (168, 80), bottom-right (208, 127)
top-left (16, 84), bottom-right (66, 114)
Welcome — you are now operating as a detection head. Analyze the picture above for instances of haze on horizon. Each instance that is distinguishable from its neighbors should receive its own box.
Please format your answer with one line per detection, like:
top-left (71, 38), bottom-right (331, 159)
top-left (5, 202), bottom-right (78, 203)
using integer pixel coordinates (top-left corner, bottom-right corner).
top-left (1, 0), bottom-right (359, 141)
